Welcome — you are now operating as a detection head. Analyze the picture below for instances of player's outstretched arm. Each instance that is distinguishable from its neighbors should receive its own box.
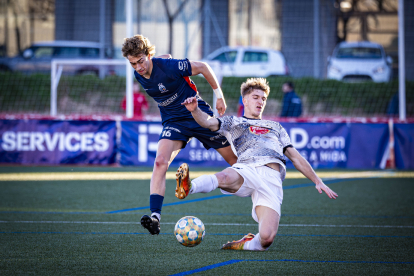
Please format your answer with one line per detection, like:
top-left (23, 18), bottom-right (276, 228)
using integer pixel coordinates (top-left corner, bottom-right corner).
top-left (190, 61), bottom-right (227, 116)
top-left (284, 147), bottom-right (338, 199)
top-left (182, 96), bottom-right (220, 131)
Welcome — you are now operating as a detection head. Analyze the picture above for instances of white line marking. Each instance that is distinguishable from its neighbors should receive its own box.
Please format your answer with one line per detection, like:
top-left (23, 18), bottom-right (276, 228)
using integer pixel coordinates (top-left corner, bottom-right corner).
top-left (1, 221), bottom-right (413, 228)
top-left (0, 171), bottom-right (413, 181)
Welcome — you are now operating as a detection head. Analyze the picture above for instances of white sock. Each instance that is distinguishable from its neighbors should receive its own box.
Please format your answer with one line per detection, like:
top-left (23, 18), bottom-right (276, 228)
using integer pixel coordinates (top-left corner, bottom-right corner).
top-left (244, 233), bottom-right (268, 251)
top-left (190, 175), bottom-right (219, 194)
top-left (151, 213), bottom-right (161, 221)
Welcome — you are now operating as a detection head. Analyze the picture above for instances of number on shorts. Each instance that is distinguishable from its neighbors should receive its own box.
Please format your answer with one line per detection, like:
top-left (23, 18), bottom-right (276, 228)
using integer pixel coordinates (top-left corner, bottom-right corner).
top-left (162, 130), bottom-right (171, 137)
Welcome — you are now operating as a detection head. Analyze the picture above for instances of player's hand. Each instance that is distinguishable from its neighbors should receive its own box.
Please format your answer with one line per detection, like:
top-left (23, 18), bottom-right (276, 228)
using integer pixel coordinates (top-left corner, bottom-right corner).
top-left (182, 96), bottom-right (198, 112)
top-left (315, 182), bottom-right (338, 199)
top-left (216, 98), bottom-right (227, 116)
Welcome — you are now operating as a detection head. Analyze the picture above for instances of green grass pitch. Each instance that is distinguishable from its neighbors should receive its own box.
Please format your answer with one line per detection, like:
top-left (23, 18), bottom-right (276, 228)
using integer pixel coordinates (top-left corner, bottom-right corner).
top-left (0, 166), bottom-right (413, 275)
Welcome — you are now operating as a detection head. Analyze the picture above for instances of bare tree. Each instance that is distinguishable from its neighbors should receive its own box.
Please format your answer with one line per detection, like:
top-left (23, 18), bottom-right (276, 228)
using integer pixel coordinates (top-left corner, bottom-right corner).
top-left (336, 0), bottom-right (397, 43)
top-left (2, 0), bottom-right (54, 56)
top-left (11, 1), bottom-right (21, 53)
top-left (162, 0), bottom-right (190, 55)
top-left (0, 0), bottom-right (11, 56)
top-left (28, 0), bottom-right (54, 44)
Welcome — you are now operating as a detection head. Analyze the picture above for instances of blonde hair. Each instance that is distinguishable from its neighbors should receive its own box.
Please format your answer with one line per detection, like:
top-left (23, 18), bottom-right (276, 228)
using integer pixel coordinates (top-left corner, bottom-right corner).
top-left (122, 35), bottom-right (156, 58)
top-left (240, 78), bottom-right (270, 97)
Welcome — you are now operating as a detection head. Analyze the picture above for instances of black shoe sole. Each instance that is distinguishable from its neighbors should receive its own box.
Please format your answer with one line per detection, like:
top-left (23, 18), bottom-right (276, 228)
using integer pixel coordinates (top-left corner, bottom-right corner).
top-left (141, 215), bottom-right (160, 235)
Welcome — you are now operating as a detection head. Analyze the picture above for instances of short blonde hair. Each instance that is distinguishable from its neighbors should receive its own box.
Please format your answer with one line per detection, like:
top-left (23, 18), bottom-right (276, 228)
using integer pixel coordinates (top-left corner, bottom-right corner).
top-left (122, 34), bottom-right (156, 58)
top-left (240, 78), bottom-right (270, 97)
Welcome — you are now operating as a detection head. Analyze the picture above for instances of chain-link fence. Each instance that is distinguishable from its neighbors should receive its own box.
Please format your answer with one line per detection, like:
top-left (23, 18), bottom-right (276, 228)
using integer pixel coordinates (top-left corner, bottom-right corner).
top-left (0, 0), bottom-right (412, 119)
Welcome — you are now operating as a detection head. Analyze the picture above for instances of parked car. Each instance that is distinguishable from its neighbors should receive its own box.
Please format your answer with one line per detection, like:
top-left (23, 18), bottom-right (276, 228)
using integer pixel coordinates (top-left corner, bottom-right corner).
top-left (203, 46), bottom-right (289, 77)
top-left (327, 41), bottom-right (392, 82)
top-left (0, 40), bottom-right (114, 75)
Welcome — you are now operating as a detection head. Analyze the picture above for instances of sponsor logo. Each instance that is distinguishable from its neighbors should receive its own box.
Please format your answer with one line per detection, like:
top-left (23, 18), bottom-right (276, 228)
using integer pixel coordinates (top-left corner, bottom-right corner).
top-left (209, 133), bottom-right (224, 141)
top-left (158, 93), bottom-right (178, 107)
top-left (158, 83), bottom-right (168, 93)
top-left (1, 131), bottom-right (109, 152)
top-left (249, 126), bottom-right (270, 135)
top-left (289, 127), bottom-right (347, 165)
top-left (164, 126), bottom-right (181, 133)
top-left (137, 124), bottom-right (225, 163)
top-left (290, 128), bottom-right (345, 149)
top-left (178, 60), bottom-right (188, 71)
top-left (189, 150), bottom-right (224, 162)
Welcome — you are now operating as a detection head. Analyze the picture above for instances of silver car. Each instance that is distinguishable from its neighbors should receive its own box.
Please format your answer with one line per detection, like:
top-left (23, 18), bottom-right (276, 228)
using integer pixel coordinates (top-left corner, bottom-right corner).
top-left (0, 40), bottom-right (113, 75)
top-left (327, 41), bottom-right (392, 82)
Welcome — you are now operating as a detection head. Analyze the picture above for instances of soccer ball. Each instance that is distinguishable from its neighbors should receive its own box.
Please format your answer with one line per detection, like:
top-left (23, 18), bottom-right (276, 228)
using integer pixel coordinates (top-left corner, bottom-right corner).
top-left (174, 216), bottom-right (205, 247)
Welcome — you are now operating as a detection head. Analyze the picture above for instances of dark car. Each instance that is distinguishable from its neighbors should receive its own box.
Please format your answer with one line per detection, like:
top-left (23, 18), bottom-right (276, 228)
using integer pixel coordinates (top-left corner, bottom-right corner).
top-left (0, 40), bottom-right (114, 75)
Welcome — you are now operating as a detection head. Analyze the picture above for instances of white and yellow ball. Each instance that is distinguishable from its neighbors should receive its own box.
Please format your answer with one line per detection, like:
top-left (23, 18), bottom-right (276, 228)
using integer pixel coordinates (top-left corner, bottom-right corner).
top-left (174, 216), bottom-right (205, 247)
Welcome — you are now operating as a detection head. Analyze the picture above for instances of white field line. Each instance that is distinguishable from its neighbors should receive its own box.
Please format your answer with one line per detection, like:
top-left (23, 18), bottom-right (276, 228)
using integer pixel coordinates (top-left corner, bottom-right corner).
top-left (0, 221), bottom-right (413, 228)
top-left (0, 171), bottom-right (413, 181)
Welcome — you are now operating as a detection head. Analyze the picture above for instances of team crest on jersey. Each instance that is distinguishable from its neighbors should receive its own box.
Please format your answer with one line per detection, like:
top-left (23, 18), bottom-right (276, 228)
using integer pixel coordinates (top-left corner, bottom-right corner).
top-left (158, 83), bottom-right (168, 93)
top-left (249, 126), bottom-right (270, 135)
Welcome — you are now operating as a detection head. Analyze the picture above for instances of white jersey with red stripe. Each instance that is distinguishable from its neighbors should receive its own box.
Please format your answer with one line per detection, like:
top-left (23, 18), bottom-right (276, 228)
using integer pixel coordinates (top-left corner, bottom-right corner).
top-left (217, 116), bottom-right (292, 180)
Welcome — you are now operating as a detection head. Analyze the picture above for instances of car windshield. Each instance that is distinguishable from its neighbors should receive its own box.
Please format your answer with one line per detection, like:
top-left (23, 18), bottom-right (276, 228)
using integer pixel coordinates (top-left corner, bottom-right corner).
top-left (32, 47), bottom-right (54, 58)
top-left (54, 47), bottom-right (100, 58)
top-left (242, 51), bottom-right (268, 62)
top-left (212, 51), bottom-right (237, 63)
top-left (336, 47), bottom-right (382, 59)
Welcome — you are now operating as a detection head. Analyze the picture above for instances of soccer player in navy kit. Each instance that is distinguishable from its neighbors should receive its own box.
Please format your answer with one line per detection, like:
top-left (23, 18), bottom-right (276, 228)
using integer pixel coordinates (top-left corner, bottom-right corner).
top-left (121, 35), bottom-right (237, 235)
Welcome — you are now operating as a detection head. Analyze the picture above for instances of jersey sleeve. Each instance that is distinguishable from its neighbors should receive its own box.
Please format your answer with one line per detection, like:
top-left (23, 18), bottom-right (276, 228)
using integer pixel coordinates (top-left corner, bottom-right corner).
top-left (217, 116), bottom-right (234, 134)
top-left (278, 123), bottom-right (293, 150)
top-left (153, 58), bottom-right (192, 79)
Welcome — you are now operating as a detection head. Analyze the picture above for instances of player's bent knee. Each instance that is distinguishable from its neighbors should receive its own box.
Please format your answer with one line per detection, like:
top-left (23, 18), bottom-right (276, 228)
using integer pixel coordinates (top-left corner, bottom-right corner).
top-left (260, 234), bottom-right (275, 248)
top-left (259, 231), bottom-right (277, 248)
top-left (215, 171), bottom-right (236, 186)
top-left (154, 155), bottom-right (169, 169)
top-left (215, 171), bottom-right (228, 185)
top-left (261, 239), bottom-right (273, 249)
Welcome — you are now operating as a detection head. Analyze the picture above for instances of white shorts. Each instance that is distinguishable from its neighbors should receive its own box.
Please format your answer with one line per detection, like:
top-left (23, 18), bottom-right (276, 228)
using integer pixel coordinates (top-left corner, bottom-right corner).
top-left (220, 163), bottom-right (283, 222)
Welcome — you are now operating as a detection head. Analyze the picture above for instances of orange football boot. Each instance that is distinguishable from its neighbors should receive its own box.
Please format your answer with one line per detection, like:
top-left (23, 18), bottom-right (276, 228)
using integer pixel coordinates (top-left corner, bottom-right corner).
top-left (175, 163), bottom-right (191, 199)
top-left (221, 233), bottom-right (255, 250)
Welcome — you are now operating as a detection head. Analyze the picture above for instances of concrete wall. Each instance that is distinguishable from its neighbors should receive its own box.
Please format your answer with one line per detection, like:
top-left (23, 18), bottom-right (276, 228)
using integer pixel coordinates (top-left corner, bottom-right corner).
top-left (55, 0), bottom-right (113, 50)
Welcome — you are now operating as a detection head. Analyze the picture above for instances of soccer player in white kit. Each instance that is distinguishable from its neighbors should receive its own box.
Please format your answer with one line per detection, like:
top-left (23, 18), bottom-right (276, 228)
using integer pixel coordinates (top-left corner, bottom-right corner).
top-left (176, 77), bottom-right (338, 251)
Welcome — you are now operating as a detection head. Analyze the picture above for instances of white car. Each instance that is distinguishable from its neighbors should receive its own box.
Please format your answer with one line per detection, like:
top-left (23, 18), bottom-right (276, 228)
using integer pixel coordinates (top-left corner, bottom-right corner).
top-left (203, 46), bottom-right (289, 77)
top-left (327, 41), bottom-right (392, 82)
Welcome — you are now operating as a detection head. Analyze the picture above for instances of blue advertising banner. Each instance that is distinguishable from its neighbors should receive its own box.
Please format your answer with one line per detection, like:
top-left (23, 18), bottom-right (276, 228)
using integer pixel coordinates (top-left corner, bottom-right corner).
top-left (120, 121), bottom-right (226, 167)
top-left (120, 121), bottom-right (389, 169)
top-left (280, 122), bottom-right (389, 169)
top-left (394, 123), bottom-right (414, 169)
top-left (0, 120), bottom-right (116, 165)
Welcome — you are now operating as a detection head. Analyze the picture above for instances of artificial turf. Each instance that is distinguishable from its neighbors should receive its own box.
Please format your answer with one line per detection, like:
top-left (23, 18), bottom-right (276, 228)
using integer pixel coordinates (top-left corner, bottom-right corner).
top-left (0, 166), bottom-right (413, 275)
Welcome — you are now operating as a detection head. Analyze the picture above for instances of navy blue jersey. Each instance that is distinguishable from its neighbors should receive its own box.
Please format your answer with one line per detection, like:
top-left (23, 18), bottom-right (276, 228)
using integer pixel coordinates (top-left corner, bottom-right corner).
top-left (134, 58), bottom-right (214, 125)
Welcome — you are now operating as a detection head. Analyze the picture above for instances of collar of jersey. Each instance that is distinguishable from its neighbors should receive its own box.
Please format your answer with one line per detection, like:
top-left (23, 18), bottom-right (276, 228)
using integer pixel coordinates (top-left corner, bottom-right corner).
top-left (242, 116), bottom-right (261, 120)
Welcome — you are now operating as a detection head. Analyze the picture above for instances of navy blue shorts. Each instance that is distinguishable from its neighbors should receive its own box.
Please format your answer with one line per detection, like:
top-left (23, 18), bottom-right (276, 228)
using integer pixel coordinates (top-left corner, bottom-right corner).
top-left (159, 119), bottom-right (229, 150)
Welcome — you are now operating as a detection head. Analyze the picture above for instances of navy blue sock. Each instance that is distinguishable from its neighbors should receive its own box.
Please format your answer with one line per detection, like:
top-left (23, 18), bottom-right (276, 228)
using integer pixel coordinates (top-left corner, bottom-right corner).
top-left (150, 194), bottom-right (164, 215)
